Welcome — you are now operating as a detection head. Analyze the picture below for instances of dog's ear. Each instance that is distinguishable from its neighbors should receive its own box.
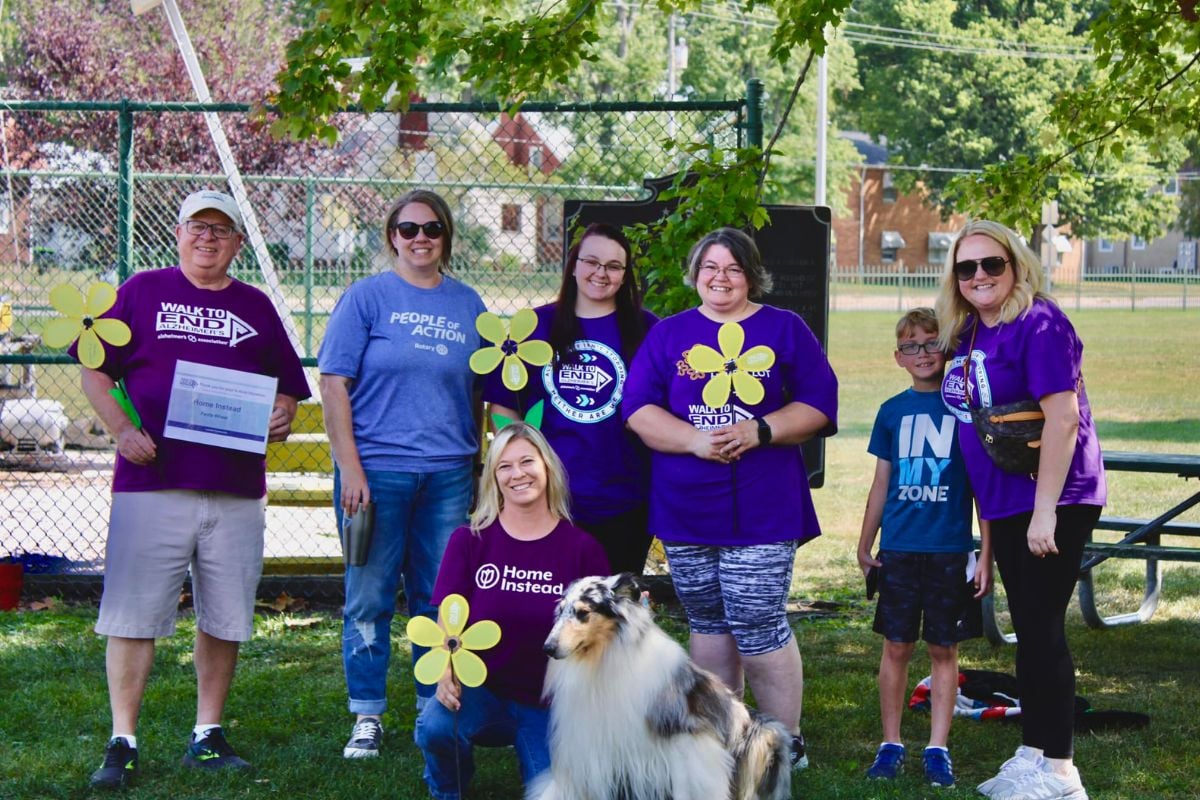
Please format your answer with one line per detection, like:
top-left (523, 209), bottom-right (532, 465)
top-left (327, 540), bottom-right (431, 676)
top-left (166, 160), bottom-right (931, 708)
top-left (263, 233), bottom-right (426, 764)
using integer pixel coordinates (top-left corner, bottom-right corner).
top-left (607, 572), bottom-right (643, 602)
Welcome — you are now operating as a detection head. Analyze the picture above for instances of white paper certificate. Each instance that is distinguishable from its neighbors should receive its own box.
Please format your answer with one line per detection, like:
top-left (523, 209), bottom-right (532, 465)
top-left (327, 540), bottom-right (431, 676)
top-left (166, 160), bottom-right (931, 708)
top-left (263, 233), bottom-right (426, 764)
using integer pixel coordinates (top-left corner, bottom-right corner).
top-left (163, 360), bottom-right (278, 454)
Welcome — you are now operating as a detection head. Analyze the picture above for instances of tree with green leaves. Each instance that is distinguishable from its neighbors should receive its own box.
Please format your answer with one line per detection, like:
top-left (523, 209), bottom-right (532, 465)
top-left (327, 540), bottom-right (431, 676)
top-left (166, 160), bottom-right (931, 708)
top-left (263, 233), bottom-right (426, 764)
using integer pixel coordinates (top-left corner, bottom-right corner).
top-left (846, 0), bottom-right (1182, 240)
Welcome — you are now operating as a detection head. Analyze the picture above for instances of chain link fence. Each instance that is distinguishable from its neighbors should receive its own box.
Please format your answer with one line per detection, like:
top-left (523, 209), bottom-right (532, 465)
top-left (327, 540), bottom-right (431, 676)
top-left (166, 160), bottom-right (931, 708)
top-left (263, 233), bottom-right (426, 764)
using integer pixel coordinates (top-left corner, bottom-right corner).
top-left (0, 98), bottom-right (747, 596)
top-left (830, 266), bottom-right (1200, 312)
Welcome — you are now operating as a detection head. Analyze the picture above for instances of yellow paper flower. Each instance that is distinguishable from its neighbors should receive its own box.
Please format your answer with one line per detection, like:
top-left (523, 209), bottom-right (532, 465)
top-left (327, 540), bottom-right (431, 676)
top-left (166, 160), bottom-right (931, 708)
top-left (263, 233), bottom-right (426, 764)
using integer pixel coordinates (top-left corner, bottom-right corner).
top-left (685, 321), bottom-right (776, 410)
top-left (469, 308), bottom-right (553, 391)
top-left (406, 593), bottom-right (501, 689)
top-left (41, 283), bottom-right (131, 369)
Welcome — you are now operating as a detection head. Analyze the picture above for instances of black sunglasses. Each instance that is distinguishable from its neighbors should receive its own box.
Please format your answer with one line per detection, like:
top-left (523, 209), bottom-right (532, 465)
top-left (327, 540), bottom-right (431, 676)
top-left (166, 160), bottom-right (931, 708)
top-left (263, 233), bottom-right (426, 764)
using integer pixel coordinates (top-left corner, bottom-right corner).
top-left (392, 220), bottom-right (446, 240)
top-left (953, 256), bottom-right (1008, 281)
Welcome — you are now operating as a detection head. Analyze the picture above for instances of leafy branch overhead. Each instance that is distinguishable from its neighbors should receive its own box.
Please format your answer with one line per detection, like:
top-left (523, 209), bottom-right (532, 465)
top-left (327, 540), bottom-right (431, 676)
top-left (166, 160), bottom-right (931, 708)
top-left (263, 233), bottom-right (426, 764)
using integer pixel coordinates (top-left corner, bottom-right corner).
top-left (272, 0), bottom-right (853, 144)
top-left (947, 0), bottom-right (1199, 237)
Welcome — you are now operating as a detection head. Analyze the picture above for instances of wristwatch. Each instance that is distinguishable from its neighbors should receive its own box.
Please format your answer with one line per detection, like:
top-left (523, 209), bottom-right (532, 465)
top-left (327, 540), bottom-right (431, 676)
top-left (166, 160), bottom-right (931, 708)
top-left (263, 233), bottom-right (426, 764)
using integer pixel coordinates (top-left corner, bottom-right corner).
top-left (756, 416), bottom-right (773, 446)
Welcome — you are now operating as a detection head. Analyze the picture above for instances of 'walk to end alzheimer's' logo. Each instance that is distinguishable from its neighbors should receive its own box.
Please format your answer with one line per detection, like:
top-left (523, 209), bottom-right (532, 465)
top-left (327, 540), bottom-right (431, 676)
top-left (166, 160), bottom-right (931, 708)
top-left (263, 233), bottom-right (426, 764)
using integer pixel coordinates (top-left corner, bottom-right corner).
top-left (544, 339), bottom-right (625, 424)
top-left (156, 302), bottom-right (258, 347)
top-left (943, 351), bottom-right (990, 423)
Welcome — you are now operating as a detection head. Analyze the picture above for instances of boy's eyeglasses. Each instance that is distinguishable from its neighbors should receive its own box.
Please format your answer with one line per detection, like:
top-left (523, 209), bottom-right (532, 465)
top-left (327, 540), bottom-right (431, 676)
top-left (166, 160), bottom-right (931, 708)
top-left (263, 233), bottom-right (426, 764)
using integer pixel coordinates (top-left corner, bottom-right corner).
top-left (392, 220), bottom-right (446, 240)
top-left (953, 256), bottom-right (1008, 281)
top-left (897, 342), bottom-right (943, 356)
top-left (183, 219), bottom-right (237, 239)
top-left (577, 256), bottom-right (626, 274)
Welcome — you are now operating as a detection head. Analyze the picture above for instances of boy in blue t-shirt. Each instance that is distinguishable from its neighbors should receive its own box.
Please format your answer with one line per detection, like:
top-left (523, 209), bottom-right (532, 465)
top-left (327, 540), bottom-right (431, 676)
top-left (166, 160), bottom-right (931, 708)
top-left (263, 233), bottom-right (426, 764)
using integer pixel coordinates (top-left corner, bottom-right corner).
top-left (856, 307), bottom-right (993, 789)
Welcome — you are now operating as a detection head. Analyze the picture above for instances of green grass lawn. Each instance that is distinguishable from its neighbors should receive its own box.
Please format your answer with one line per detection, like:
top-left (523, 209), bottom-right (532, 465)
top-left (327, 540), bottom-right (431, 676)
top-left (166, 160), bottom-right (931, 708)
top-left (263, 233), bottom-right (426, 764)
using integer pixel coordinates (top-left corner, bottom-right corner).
top-left (2, 307), bottom-right (1199, 799)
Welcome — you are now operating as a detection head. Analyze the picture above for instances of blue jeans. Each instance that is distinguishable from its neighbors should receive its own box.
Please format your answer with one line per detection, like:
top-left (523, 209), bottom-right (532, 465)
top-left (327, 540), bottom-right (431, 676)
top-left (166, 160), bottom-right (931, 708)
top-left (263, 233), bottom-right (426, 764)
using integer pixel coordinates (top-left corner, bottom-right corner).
top-left (414, 685), bottom-right (551, 800)
top-left (338, 464), bottom-right (473, 715)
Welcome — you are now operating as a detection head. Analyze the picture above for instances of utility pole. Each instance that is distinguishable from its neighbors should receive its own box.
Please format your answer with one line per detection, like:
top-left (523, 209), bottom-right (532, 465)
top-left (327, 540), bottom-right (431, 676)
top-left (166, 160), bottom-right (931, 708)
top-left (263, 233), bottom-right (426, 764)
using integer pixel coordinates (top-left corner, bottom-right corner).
top-left (815, 30), bottom-right (829, 207)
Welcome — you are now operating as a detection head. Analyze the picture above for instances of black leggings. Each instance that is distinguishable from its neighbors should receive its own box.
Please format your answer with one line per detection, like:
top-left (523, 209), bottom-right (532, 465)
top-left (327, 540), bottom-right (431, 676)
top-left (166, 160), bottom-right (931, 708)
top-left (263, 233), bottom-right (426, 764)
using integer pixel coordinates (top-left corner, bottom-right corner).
top-left (991, 503), bottom-right (1102, 759)
top-left (578, 504), bottom-right (653, 576)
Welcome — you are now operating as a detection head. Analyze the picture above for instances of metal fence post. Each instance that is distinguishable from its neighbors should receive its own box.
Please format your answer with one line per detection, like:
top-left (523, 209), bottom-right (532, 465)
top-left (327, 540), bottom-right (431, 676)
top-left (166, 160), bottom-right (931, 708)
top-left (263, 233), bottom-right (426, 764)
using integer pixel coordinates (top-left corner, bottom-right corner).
top-left (745, 78), bottom-right (764, 149)
top-left (304, 179), bottom-right (315, 358)
top-left (117, 100), bottom-right (134, 282)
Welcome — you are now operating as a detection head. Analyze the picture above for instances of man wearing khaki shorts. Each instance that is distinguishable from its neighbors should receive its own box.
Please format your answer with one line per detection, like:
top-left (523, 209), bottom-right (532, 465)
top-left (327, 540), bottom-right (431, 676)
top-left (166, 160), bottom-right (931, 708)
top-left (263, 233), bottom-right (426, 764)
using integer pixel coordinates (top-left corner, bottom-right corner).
top-left (74, 190), bottom-right (311, 790)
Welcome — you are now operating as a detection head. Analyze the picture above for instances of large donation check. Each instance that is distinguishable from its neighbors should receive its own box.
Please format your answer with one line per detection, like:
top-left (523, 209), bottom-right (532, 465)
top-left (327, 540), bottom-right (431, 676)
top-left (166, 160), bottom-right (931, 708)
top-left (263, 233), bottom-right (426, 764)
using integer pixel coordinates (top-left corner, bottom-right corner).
top-left (163, 359), bottom-right (278, 454)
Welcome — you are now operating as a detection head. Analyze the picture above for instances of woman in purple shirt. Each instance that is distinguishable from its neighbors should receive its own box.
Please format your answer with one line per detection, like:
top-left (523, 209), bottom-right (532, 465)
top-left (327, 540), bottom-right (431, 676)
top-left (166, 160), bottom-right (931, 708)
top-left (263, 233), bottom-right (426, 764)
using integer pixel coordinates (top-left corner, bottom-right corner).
top-left (623, 227), bottom-right (839, 771)
top-left (936, 220), bottom-right (1106, 800)
top-left (486, 223), bottom-right (657, 574)
top-left (414, 422), bottom-right (608, 799)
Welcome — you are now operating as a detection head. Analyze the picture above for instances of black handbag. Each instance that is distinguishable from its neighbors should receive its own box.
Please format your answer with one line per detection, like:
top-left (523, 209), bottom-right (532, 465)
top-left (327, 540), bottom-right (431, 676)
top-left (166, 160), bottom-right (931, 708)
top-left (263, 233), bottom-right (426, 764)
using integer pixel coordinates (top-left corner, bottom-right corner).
top-left (963, 321), bottom-right (1045, 476)
top-left (970, 401), bottom-right (1044, 475)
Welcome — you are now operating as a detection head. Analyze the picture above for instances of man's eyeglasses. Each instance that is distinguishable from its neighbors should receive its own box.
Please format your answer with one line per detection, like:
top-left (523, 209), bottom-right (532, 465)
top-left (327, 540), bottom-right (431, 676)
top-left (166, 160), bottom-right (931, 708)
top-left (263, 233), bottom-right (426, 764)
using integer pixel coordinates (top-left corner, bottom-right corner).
top-left (392, 220), bottom-right (446, 240)
top-left (897, 342), bottom-right (943, 356)
top-left (577, 256), bottom-right (627, 274)
top-left (698, 263), bottom-right (746, 279)
top-left (183, 219), bottom-right (237, 239)
top-left (953, 256), bottom-right (1008, 281)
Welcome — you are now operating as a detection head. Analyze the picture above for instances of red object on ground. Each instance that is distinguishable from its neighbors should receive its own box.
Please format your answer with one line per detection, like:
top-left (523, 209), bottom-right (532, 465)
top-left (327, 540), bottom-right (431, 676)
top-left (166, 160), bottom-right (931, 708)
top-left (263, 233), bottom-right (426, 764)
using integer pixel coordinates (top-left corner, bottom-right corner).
top-left (0, 562), bottom-right (23, 610)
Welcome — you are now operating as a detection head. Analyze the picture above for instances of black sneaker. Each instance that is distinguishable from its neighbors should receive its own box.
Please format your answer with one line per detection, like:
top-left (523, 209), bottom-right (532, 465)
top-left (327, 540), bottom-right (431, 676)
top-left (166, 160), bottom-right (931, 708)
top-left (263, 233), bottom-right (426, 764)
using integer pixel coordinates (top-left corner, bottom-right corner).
top-left (90, 737), bottom-right (138, 790)
top-left (790, 733), bottom-right (809, 770)
top-left (181, 727), bottom-right (251, 770)
top-left (343, 717), bottom-right (383, 759)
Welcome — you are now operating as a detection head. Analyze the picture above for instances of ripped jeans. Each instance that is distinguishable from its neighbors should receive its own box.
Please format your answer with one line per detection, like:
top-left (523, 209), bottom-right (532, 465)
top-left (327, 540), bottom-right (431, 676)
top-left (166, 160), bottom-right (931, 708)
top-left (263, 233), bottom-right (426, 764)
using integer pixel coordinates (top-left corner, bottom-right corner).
top-left (339, 464), bottom-right (474, 715)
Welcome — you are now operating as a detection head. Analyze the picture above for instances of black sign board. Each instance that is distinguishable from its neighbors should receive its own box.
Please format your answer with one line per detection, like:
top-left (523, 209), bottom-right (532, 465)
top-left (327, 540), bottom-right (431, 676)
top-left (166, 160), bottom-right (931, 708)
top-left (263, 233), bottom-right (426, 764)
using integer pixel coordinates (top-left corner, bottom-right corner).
top-left (564, 175), bottom-right (832, 487)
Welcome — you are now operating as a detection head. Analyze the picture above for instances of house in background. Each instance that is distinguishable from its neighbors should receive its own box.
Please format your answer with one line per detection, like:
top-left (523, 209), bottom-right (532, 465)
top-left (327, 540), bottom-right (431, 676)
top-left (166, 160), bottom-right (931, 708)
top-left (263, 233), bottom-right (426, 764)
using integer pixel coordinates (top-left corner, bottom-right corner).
top-left (831, 132), bottom-right (965, 272)
top-left (831, 132), bottom-right (1085, 281)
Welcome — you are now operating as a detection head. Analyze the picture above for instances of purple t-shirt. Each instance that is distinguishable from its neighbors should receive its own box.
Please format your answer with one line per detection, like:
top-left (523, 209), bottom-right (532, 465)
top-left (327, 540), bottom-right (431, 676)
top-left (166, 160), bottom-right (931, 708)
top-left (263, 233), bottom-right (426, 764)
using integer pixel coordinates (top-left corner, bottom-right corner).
top-left (77, 267), bottom-right (311, 498)
top-left (622, 306), bottom-right (839, 546)
top-left (431, 519), bottom-right (610, 706)
top-left (482, 305), bottom-right (658, 523)
top-left (941, 299), bottom-right (1106, 519)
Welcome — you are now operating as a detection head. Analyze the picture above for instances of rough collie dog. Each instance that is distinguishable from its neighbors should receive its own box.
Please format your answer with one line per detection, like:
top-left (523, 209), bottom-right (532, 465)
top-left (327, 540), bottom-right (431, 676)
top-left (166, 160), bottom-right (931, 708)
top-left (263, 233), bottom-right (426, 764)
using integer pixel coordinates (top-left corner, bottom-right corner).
top-left (529, 573), bottom-right (791, 800)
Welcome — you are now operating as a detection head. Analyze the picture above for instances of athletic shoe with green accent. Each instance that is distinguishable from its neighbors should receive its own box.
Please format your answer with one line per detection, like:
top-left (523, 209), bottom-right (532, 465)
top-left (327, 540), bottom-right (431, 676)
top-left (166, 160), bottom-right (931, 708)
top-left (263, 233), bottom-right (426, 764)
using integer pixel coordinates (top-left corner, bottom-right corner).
top-left (181, 727), bottom-right (251, 770)
top-left (90, 737), bottom-right (138, 790)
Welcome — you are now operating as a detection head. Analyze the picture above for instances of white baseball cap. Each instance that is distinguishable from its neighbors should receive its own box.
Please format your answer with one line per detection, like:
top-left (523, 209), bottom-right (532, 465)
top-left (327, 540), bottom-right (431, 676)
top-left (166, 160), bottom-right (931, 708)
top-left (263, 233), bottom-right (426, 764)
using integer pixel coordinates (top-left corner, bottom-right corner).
top-left (177, 190), bottom-right (244, 233)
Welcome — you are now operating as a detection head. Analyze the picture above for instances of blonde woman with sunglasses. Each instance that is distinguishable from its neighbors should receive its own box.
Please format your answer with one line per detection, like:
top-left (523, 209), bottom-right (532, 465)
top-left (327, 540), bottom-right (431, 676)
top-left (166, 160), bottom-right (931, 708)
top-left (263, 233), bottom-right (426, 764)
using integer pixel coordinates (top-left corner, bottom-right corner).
top-left (318, 189), bottom-right (487, 759)
top-left (936, 220), bottom-right (1106, 800)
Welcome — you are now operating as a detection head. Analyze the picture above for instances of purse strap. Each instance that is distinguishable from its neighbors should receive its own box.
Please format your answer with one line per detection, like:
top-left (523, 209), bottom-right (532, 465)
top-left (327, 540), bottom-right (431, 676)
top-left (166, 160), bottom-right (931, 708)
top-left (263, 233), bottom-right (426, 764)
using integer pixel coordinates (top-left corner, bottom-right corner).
top-left (963, 319), bottom-right (979, 410)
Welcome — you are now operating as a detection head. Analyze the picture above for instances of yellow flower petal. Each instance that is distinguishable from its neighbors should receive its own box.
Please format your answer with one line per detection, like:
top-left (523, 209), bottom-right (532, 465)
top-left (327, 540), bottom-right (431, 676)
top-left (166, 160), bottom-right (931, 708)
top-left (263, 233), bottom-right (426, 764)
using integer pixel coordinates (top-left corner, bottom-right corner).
top-left (718, 322), bottom-right (745, 359)
top-left (517, 339), bottom-right (553, 367)
top-left (85, 282), bottom-right (118, 316)
top-left (702, 373), bottom-right (732, 410)
top-left (93, 318), bottom-right (132, 347)
top-left (501, 354), bottom-right (529, 391)
top-left (406, 615), bottom-right (448, 648)
top-left (439, 594), bottom-right (471, 637)
top-left (737, 345), bottom-right (775, 373)
top-left (460, 620), bottom-right (501, 651)
top-left (475, 312), bottom-right (507, 345)
top-left (685, 344), bottom-right (724, 374)
top-left (508, 308), bottom-right (538, 342)
top-left (412, 648), bottom-right (451, 686)
top-left (731, 371), bottom-right (766, 405)
top-left (77, 329), bottom-right (106, 370)
top-left (42, 317), bottom-right (84, 348)
top-left (451, 647), bottom-right (489, 688)
top-left (469, 345), bottom-right (505, 376)
top-left (49, 284), bottom-right (84, 318)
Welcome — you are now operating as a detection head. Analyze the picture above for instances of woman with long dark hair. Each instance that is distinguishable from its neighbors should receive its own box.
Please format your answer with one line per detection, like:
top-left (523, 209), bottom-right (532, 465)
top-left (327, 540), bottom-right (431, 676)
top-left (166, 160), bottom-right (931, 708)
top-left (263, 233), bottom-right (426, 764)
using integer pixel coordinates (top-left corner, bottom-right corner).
top-left (484, 223), bottom-right (657, 574)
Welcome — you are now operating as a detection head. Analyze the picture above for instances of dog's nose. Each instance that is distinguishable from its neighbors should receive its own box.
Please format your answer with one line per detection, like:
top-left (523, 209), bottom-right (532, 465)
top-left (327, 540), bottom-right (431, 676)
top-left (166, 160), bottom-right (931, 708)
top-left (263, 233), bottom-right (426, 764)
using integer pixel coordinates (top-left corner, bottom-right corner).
top-left (542, 642), bottom-right (558, 658)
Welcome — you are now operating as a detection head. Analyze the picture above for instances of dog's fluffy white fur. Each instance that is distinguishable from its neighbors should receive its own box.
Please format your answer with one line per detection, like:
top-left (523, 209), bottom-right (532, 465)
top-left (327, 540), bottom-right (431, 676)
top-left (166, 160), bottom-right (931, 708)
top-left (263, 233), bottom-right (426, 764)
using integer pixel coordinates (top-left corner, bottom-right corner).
top-left (528, 573), bottom-right (791, 800)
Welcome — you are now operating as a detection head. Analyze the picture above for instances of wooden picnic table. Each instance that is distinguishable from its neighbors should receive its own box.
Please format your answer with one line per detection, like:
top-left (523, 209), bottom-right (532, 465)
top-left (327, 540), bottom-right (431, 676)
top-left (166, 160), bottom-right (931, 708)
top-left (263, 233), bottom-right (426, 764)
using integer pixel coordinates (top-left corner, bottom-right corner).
top-left (982, 450), bottom-right (1200, 645)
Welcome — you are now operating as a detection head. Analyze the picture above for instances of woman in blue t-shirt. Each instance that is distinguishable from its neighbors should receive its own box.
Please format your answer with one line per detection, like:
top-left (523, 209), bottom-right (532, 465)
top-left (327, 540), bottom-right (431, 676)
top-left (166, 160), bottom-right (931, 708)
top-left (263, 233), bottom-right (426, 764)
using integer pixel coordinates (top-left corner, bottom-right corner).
top-left (485, 223), bottom-right (656, 574)
top-left (318, 190), bottom-right (486, 760)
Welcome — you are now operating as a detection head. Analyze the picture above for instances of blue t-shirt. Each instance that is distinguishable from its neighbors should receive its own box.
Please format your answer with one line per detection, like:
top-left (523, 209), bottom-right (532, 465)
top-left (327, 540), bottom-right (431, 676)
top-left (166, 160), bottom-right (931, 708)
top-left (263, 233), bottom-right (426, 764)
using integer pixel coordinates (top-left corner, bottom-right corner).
top-left (867, 388), bottom-right (973, 553)
top-left (317, 271), bottom-right (486, 471)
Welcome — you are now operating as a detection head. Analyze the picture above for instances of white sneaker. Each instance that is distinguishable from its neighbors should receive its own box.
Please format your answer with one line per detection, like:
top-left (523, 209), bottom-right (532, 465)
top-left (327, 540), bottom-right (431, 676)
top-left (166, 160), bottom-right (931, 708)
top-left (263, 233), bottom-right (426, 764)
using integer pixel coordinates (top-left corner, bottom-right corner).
top-left (989, 763), bottom-right (1088, 800)
top-left (977, 746), bottom-right (1044, 797)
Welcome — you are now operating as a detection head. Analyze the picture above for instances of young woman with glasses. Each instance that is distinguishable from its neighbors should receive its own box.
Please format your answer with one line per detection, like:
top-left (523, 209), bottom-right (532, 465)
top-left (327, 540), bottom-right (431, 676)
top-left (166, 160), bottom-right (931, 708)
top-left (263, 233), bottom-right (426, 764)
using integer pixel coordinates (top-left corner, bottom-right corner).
top-left (936, 220), bottom-right (1106, 800)
top-left (485, 222), bottom-right (657, 575)
top-left (623, 227), bottom-right (840, 771)
top-left (318, 189), bottom-right (487, 760)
